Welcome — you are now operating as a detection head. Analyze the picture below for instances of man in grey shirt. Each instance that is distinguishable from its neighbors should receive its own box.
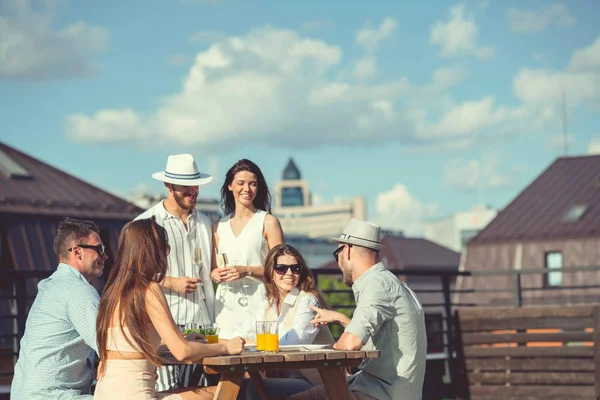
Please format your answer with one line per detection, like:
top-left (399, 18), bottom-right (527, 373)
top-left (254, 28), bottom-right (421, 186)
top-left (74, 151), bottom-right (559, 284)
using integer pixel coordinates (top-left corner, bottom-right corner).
top-left (289, 218), bottom-right (427, 400)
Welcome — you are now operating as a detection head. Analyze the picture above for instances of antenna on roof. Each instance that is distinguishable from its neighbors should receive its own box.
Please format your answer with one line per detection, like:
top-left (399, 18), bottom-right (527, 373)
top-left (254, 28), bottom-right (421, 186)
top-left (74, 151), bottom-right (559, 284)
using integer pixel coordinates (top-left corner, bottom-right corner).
top-left (561, 89), bottom-right (568, 156)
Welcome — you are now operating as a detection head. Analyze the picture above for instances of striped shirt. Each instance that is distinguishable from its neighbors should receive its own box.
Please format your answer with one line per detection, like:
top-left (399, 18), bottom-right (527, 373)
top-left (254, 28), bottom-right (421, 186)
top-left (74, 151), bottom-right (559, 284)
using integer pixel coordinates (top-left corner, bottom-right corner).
top-left (136, 201), bottom-right (214, 325)
top-left (11, 264), bottom-right (99, 400)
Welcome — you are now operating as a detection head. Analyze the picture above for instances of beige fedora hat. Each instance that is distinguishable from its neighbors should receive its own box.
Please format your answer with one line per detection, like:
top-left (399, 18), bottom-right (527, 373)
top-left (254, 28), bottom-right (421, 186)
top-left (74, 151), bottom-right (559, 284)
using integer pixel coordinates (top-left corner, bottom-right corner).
top-left (152, 154), bottom-right (213, 186)
top-left (332, 218), bottom-right (385, 251)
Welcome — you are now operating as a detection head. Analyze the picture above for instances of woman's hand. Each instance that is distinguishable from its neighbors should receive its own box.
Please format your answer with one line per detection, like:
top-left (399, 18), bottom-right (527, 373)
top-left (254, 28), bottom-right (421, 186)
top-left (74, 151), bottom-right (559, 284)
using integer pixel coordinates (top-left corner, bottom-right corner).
top-left (221, 266), bottom-right (247, 282)
top-left (224, 337), bottom-right (246, 355)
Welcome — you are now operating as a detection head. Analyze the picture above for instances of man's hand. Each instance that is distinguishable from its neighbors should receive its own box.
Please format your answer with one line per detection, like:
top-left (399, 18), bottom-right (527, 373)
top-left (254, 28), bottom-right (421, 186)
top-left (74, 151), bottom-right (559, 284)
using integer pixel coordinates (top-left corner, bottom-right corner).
top-left (169, 276), bottom-right (201, 294)
top-left (224, 337), bottom-right (245, 355)
top-left (309, 305), bottom-right (351, 327)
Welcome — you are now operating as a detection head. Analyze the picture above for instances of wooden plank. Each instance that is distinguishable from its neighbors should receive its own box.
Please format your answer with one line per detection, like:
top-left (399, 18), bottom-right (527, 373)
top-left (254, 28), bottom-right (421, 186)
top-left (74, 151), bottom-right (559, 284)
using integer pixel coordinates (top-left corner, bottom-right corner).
top-left (364, 350), bottom-right (380, 359)
top-left (458, 305), bottom-right (595, 321)
top-left (469, 384), bottom-right (594, 399)
top-left (282, 352), bottom-right (307, 362)
top-left (249, 371), bottom-right (272, 400)
top-left (463, 331), bottom-right (593, 345)
top-left (468, 371), bottom-right (595, 385)
top-left (241, 354), bottom-right (264, 364)
top-left (324, 351), bottom-right (346, 360)
top-left (460, 316), bottom-right (593, 332)
top-left (466, 357), bottom-right (594, 372)
top-left (345, 351), bottom-right (366, 359)
top-left (304, 352), bottom-right (326, 361)
top-left (203, 355), bottom-right (242, 366)
top-left (204, 359), bottom-right (364, 375)
top-left (214, 370), bottom-right (245, 400)
top-left (593, 306), bottom-right (600, 398)
top-left (318, 366), bottom-right (352, 400)
top-left (262, 354), bottom-right (284, 363)
top-left (465, 346), bottom-right (594, 358)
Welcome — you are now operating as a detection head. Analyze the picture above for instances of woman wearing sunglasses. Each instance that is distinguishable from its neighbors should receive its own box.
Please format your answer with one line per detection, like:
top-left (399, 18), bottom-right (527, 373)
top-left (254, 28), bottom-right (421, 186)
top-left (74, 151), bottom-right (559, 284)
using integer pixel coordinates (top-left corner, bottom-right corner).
top-left (262, 244), bottom-right (328, 345)
top-left (242, 244), bottom-right (332, 399)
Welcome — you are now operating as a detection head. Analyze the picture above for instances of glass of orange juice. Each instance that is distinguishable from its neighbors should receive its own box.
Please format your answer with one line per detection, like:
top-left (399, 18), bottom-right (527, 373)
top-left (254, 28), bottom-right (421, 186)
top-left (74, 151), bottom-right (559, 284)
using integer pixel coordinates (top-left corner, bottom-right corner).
top-left (256, 321), bottom-right (266, 351)
top-left (203, 323), bottom-right (220, 344)
top-left (264, 321), bottom-right (279, 353)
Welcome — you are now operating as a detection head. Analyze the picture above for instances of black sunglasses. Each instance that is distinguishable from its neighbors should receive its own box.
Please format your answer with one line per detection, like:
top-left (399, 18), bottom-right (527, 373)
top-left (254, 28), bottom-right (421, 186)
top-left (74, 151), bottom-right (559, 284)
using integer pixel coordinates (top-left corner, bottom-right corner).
top-left (333, 244), bottom-right (352, 262)
top-left (70, 244), bottom-right (106, 257)
top-left (274, 264), bottom-right (303, 275)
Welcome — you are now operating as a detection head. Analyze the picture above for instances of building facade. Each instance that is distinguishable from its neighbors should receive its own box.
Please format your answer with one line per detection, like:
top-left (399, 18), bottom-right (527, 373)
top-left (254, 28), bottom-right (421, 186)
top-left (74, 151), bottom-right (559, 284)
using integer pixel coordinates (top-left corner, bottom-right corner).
top-left (273, 158), bottom-right (366, 238)
top-left (424, 205), bottom-right (497, 252)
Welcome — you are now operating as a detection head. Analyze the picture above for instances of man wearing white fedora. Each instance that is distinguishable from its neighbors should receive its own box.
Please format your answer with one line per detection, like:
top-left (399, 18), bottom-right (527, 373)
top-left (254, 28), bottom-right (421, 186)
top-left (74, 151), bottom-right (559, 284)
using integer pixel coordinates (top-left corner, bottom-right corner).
top-left (288, 218), bottom-right (427, 400)
top-left (135, 154), bottom-right (216, 392)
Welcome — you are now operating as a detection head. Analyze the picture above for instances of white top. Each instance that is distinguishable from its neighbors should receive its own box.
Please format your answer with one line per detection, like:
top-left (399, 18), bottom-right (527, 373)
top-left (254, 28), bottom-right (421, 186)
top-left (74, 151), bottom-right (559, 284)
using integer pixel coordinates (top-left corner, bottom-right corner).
top-left (135, 201), bottom-right (214, 325)
top-left (264, 287), bottom-right (320, 346)
top-left (215, 210), bottom-right (269, 339)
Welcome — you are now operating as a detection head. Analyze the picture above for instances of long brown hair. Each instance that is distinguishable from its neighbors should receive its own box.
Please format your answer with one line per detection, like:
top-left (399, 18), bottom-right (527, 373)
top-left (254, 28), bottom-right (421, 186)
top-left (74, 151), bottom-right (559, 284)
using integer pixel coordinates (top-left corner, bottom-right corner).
top-left (96, 218), bottom-right (170, 376)
top-left (263, 244), bottom-right (327, 309)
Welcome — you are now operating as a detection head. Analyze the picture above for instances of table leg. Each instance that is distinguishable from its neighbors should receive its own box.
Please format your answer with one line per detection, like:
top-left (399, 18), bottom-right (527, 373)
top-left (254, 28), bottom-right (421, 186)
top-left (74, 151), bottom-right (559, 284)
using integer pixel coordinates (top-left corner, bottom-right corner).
top-left (318, 367), bottom-right (351, 400)
top-left (249, 371), bottom-right (272, 400)
top-left (213, 370), bottom-right (244, 400)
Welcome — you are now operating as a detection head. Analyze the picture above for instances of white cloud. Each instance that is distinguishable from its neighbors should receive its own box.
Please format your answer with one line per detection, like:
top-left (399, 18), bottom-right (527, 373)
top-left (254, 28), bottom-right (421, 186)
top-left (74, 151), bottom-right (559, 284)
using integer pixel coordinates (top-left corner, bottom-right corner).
top-left (513, 36), bottom-right (600, 116)
top-left (507, 3), bottom-right (576, 33)
top-left (64, 25), bottom-right (530, 150)
top-left (443, 154), bottom-right (514, 191)
top-left (430, 3), bottom-right (494, 60)
top-left (353, 57), bottom-right (377, 79)
top-left (0, 0), bottom-right (109, 80)
top-left (356, 17), bottom-right (397, 53)
top-left (168, 53), bottom-right (191, 67)
top-left (301, 19), bottom-right (335, 33)
top-left (588, 137), bottom-right (600, 155)
top-left (374, 183), bottom-right (438, 236)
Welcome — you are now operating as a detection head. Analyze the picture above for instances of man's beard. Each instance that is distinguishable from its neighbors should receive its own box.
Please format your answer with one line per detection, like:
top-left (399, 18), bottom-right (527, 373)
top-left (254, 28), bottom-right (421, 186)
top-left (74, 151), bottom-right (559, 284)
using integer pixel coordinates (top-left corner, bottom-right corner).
top-left (341, 265), bottom-right (353, 287)
top-left (173, 191), bottom-right (196, 211)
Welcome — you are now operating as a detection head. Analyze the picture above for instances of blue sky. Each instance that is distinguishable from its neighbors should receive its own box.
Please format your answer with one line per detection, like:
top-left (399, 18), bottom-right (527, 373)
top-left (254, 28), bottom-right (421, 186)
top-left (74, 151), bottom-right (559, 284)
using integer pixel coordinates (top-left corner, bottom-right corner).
top-left (1, 0), bottom-right (599, 235)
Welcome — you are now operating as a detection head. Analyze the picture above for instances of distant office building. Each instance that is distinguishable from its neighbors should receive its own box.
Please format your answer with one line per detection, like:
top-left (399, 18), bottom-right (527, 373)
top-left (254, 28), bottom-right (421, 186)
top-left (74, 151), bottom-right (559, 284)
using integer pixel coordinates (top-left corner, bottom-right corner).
top-left (129, 193), bottom-right (222, 223)
top-left (424, 205), bottom-right (497, 252)
top-left (272, 158), bottom-right (366, 238)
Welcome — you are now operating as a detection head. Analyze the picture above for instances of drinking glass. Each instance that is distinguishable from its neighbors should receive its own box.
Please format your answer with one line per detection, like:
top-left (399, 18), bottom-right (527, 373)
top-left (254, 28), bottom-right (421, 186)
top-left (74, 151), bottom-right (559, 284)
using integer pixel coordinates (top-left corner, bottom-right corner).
top-left (204, 323), bottom-right (220, 344)
top-left (255, 321), bottom-right (266, 351)
top-left (192, 248), bottom-right (203, 279)
top-left (264, 321), bottom-right (279, 353)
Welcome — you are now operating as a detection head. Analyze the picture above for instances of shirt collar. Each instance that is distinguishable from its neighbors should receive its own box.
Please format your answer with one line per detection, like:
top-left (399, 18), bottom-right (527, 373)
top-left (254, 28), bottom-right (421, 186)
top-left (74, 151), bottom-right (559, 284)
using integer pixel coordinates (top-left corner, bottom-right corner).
top-left (352, 262), bottom-right (385, 293)
top-left (281, 287), bottom-right (301, 307)
top-left (160, 201), bottom-right (196, 221)
top-left (57, 263), bottom-right (90, 284)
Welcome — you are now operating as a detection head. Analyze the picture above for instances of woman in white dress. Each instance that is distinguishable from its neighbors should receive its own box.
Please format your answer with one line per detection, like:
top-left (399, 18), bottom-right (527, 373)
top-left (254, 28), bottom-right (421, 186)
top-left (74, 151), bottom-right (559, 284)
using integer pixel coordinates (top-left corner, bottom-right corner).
top-left (211, 159), bottom-right (284, 339)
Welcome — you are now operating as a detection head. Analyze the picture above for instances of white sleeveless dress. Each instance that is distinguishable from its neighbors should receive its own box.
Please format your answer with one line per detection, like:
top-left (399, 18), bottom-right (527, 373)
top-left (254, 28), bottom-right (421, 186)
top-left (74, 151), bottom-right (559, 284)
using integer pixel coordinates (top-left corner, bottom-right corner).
top-left (215, 210), bottom-right (269, 339)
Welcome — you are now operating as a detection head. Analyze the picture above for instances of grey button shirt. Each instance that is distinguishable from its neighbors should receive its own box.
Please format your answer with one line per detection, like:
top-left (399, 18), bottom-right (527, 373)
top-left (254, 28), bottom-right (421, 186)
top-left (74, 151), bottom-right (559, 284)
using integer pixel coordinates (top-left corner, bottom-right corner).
top-left (344, 262), bottom-right (427, 400)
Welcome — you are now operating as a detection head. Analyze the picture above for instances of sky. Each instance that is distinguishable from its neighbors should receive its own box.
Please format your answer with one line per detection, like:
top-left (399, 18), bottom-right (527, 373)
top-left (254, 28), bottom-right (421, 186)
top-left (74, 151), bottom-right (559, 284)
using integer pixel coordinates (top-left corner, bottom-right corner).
top-left (1, 0), bottom-right (599, 236)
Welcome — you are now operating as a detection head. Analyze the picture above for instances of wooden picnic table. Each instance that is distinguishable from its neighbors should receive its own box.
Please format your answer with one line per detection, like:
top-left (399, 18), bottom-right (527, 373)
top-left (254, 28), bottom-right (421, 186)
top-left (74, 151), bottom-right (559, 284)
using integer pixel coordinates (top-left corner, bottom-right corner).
top-left (170, 348), bottom-right (380, 400)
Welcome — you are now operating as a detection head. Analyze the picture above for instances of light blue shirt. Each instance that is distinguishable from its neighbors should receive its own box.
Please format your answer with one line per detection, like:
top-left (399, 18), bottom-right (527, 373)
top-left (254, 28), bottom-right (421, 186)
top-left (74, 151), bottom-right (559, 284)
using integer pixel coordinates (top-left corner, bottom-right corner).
top-left (11, 264), bottom-right (100, 400)
top-left (345, 263), bottom-right (428, 400)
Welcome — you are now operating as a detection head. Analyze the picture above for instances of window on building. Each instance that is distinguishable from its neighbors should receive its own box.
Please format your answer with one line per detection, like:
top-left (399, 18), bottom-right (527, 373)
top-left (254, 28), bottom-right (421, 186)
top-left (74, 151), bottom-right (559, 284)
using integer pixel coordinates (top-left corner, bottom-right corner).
top-left (281, 187), bottom-right (304, 206)
top-left (562, 204), bottom-right (589, 222)
top-left (544, 251), bottom-right (563, 287)
top-left (460, 229), bottom-right (480, 248)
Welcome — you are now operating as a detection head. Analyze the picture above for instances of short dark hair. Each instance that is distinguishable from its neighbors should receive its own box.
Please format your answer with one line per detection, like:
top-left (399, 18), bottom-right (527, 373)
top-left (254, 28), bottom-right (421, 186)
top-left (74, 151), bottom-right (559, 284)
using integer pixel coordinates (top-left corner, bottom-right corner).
top-left (53, 217), bottom-right (100, 261)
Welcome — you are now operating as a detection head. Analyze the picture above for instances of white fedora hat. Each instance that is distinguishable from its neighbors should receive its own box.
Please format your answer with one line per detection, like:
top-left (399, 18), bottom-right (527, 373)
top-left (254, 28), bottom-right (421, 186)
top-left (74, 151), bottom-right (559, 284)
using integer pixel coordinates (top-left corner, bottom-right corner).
top-left (152, 154), bottom-right (213, 186)
top-left (332, 218), bottom-right (385, 251)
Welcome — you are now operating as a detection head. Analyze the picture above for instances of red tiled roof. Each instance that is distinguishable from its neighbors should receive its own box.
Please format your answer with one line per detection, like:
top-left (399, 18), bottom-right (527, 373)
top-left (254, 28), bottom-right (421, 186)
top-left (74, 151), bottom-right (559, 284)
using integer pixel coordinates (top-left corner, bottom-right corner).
top-left (317, 236), bottom-right (460, 271)
top-left (0, 142), bottom-right (142, 219)
top-left (471, 155), bottom-right (600, 244)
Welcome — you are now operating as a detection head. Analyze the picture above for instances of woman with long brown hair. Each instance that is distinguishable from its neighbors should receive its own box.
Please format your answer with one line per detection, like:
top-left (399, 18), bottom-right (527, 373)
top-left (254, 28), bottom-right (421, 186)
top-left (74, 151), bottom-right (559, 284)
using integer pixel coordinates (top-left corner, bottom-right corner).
top-left (262, 244), bottom-right (329, 345)
top-left (94, 218), bottom-right (244, 400)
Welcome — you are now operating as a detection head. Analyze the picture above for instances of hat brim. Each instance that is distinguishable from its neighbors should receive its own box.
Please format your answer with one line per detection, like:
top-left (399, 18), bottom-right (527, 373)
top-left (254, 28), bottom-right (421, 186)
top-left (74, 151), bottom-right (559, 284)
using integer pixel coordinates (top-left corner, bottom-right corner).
top-left (331, 237), bottom-right (385, 251)
top-left (152, 172), bottom-right (213, 186)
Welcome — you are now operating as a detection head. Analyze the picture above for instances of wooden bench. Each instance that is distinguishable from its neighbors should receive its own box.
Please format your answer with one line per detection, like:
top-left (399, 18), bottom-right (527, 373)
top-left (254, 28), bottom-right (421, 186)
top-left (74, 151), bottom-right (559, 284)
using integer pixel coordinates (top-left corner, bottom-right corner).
top-left (453, 304), bottom-right (600, 399)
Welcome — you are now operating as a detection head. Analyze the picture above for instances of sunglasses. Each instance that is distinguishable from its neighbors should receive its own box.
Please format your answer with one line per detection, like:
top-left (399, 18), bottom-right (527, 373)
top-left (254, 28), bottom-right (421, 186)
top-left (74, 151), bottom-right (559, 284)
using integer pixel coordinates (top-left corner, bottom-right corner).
top-left (274, 264), bottom-right (303, 275)
top-left (333, 244), bottom-right (352, 262)
top-left (70, 244), bottom-right (106, 257)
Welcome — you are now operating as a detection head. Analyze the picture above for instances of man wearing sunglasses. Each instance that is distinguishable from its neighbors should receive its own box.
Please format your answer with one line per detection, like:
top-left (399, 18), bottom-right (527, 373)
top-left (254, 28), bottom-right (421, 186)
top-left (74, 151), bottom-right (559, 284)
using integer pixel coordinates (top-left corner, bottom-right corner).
top-left (12, 217), bottom-right (107, 399)
top-left (289, 218), bottom-right (427, 400)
